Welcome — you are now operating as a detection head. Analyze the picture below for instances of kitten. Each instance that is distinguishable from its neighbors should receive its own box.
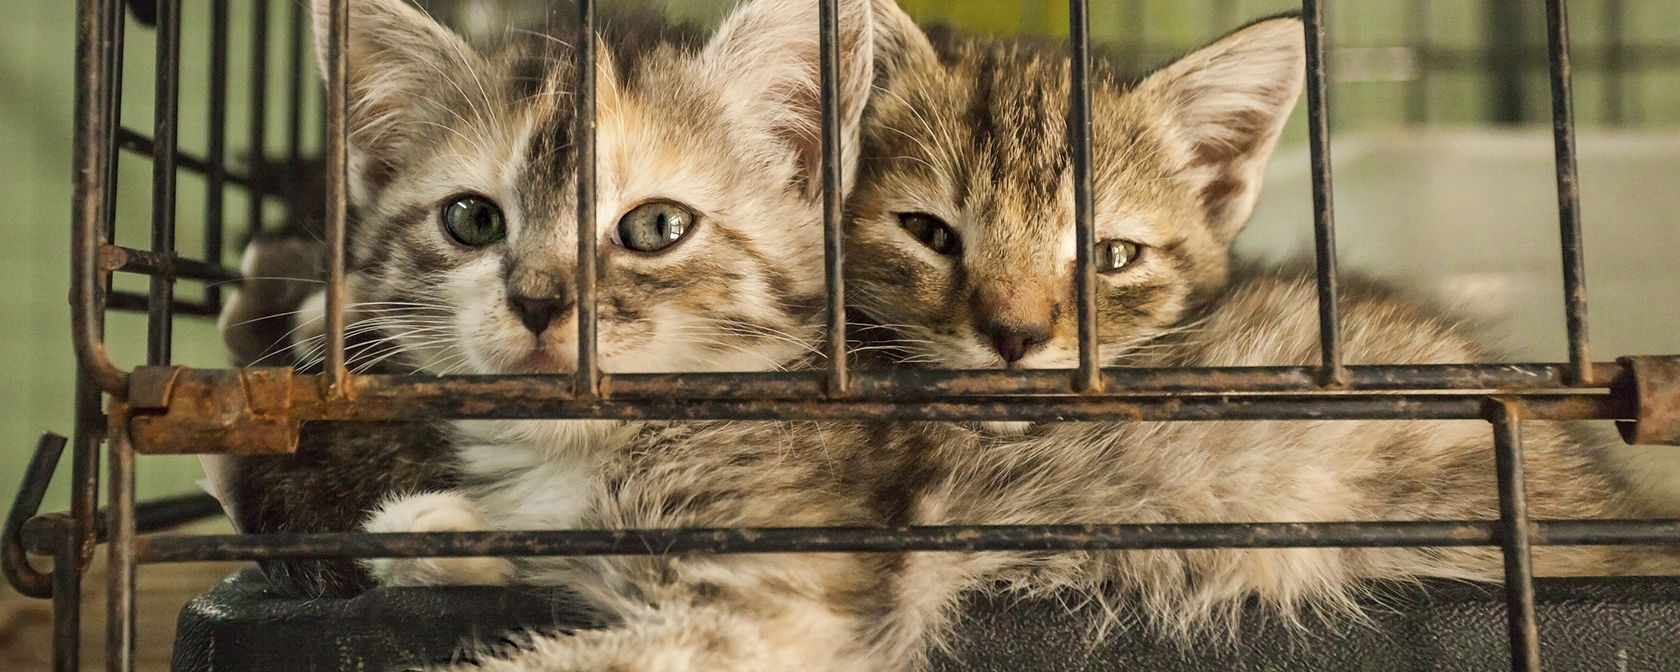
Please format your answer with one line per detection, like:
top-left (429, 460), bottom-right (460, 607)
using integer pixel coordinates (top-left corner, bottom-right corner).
top-left (312, 0), bottom-right (879, 588)
top-left (413, 10), bottom-right (1671, 672)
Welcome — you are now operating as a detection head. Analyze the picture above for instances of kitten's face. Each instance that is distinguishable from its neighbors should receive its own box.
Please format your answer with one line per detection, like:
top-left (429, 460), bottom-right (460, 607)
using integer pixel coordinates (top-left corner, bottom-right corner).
top-left (317, 0), bottom-right (874, 375)
top-left (848, 15), bottom-right (1304, 369)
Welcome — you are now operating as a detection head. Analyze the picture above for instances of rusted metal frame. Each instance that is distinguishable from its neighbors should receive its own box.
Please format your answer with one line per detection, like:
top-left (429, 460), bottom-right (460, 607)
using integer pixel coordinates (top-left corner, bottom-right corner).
top-left (204, 0), bottom-right (231, 311)
top-left (129, 518), bottom-right (1680, 564)
top-left (323, 0), bottom-right (350, 398)
top-left (819, 0), bottom-right (849, 396)
top-left (19, 494), bottom-right (227, 557)
top-left (72, 0), bottom-right (127, 395)
top-left (51, 518), bottom-right (82, 672)
top-left (99, 244), bottom-right (243, 284)
top-left (147, 0), bottom-right (183, 368)
top-left (116, 128), bottom-right (256, 191)
top-left (1068, 0), bottom-right (1102, 394)
top-left (1614, 356), bottom-right (1680, 446)
top-left (1302, 0), bottom-right (1346, 388)
top-left (1545, 0), bottom-right (1592, 387)
top-left (1489, 399), bottom-right (1541, 671)
top-left (1, 434), bottom-right (68, 598)
top-left (104, 403), bottom-right (137, 672)
top-left (574, 0), bottom-right (601, 399)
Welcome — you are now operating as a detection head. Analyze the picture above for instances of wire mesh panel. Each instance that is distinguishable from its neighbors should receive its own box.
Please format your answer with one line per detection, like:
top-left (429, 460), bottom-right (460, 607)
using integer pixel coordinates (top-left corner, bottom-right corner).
top-left (5, 0), bottom-right (1680, 671)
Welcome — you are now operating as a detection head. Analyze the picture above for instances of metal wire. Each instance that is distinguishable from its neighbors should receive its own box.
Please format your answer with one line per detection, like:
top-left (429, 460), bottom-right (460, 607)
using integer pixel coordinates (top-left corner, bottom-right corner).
top-left (28, 1), bottom-right (1680, 671)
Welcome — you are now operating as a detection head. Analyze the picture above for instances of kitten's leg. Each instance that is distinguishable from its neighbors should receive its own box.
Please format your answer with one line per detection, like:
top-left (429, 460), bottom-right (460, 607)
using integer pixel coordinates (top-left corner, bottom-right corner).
top-left (362, 491), bottom-right (514, 586)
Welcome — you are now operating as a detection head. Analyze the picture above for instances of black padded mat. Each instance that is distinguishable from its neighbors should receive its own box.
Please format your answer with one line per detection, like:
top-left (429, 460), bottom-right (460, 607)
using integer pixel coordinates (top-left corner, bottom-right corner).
top-left (173, 569), bottom-right (1680, 671)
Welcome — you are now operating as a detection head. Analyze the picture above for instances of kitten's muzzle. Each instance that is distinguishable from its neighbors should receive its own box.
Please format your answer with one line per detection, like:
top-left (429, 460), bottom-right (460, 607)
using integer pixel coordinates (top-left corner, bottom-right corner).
top-left (507, 295), bottom-right (575, 335)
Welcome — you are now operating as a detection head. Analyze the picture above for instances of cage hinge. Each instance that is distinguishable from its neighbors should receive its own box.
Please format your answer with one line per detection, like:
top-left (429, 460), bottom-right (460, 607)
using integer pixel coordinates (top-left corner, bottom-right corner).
top-left (127, 366), bottom-right (302, 455)
top-left (1614, 356), bottom-right (1680, 446)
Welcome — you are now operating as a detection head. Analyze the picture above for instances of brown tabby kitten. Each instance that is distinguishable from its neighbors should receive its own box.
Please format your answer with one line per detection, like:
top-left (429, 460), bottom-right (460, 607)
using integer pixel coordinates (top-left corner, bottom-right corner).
top-left (418, 10), bottom-right (1672, 672)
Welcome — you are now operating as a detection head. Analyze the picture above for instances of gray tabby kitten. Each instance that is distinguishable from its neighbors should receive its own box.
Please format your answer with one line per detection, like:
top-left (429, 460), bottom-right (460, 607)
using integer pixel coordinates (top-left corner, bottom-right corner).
top-left (315, 0), bottom-right (880, 587)
top-left (403, 8), bottom-right (1673, 672)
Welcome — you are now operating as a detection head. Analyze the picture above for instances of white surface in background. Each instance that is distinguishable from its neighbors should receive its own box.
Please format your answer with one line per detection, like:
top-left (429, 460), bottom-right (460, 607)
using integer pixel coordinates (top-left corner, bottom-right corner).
top-left (1241, 129), bottom-right (1680, 362)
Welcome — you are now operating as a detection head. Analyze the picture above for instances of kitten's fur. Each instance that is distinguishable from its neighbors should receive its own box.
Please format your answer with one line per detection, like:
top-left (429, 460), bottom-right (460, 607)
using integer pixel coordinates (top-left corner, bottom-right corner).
top-left (423, 7), bottom-right (1674, 672)
top-left (314, 0), bottom-right (881, 587)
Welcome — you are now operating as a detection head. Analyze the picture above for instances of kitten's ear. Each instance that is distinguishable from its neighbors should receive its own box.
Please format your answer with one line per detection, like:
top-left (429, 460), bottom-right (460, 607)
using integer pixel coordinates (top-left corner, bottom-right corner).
top-left (309, 0), bottom-right (483, 200)
top-left (700, 0), bottom-right (876, 198)
top-left (869, 0), bottom-right (937, 87)
top-left (1132, 16), bottom-right (1305, 243)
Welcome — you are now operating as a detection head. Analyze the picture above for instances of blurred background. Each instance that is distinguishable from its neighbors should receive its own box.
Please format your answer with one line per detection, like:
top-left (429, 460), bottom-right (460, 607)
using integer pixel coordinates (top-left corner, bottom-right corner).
top-left (3, 0), bottom-right (1678, 531)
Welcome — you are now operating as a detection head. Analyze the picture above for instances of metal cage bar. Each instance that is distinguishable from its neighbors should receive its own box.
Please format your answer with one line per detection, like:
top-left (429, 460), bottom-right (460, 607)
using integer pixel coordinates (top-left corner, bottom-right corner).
top-left (1545, 0), bottom-right (1592, 386)
top-left (17, 1), bottom-right (1680, 672)
top-left (1491, 400), bottom-right (1541, 671)
top-left (1069, 0), bottom-right (1102, 393)
top-left (820, 0), bottom-right (850, 396)
top-left (1302, 0), bottom-right (1345, 388)
top-left (574, 0), bottom-right (601, 399)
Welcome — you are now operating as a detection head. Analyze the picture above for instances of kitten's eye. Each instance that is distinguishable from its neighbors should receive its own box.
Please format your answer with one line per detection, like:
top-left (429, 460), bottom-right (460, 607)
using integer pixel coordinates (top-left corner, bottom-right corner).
top-left (615, 201), bottom-right (695, 253)
top-left (441, 194), bottom-right (507, 247)
top-left (1096, 239), bottom-right (1140, 273)
top-left (898, 213), bottom-right (962, 257)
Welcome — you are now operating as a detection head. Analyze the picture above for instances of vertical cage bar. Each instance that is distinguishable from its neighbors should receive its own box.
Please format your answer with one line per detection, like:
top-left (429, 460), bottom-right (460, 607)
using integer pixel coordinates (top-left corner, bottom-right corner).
top-left (1302, 0), bottom-right (1346, 387)
top-left (205, 0), bottom-right (230, 310)
top-left (100, 0), bottom-right (125, 246)
top-left (286, 0), bottom-right (307, 203)
top-left (1491, 400), bottom-right (1541, 671)
top-left (819, 0), bottom-right (848, 395)
top-left (575, 0), bottom-right (600, 398)
top-left (323, 0), bottom-right (350, 395)
top-left (147, 0), bottom-right (183, 367)
top-left (573, 0), bottom-right (600, 396)
top-left (247, 0), bottom-right (270, 236)
top-left (104, 405), bottom-right (136, 672)
top-left (72, 0), bottom-right (125, 393)
top-left (1544, 0), bottom-right (1591, 386)
top-left (1068, 0), bottom-right (1100, 393)
top-left (51, 523), bottom-right (81, 672)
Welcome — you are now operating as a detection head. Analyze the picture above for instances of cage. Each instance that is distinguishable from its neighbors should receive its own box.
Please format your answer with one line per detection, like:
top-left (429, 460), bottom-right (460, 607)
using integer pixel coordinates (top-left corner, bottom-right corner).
top-left (3, 0), bottom-right (1680, 670)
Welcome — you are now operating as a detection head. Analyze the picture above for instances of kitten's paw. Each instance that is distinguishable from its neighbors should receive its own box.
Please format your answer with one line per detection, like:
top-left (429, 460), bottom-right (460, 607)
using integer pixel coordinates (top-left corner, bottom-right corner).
top-left (363, 491), bottom-right (514, 587)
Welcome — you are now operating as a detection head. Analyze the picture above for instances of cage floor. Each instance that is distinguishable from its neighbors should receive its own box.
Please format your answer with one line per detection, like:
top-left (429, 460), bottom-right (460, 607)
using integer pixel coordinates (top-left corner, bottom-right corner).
top-left (172, 568), bottom-right (1680, 671)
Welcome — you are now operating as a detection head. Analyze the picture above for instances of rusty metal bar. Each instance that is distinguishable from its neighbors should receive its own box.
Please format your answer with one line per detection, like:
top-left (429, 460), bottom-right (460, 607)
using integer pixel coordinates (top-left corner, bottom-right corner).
top-left (104, 404), bottom-right (136, 672)
top-left (1302, 0), bottom-right (1346, 387)
top-left (322, 0), bottom-right (349, 398)
top-left (1491, 400), bottom-right (1541, 671)
top-left (1545, 0), bottom-right (1592, 387)
top-left (819, 0), bottom-right (849, 396)
top-left (51, 520), bottom-right (81, 672)
top-left (71, 0), bottom-right (127, 395)
top-left (146, 0), bottom-right (182, 367)
top-left (1, 434), bottom-right (68, 598)
top-left (1614, 356), bottom-right (1680, 446)
top-left (574, 0), bottom-right (601, 399)
top-left (1068, 0), bottom-right (1101, 393)
top-left (99, 244), bottom-right (242, 283)
top-left (129, 518), bottom-right (1680, 563)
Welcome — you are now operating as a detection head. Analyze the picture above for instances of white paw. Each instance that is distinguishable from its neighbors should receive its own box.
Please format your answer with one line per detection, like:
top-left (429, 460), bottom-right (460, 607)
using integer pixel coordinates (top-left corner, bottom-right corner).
top-left (362, 491), bottom-right (515, 587)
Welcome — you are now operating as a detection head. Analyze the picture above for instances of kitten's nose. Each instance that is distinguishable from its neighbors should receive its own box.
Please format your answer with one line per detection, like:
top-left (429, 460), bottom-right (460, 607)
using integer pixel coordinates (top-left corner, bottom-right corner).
top-left (507, 295), bottom-right (574, 335)
top-left (982, 322), bottom-right (1051, 363)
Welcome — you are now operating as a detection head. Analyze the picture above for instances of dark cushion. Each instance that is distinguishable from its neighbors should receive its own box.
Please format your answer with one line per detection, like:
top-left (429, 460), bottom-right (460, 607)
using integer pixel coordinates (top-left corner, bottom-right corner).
top-left (173, 569), bottom-right (1680, 671)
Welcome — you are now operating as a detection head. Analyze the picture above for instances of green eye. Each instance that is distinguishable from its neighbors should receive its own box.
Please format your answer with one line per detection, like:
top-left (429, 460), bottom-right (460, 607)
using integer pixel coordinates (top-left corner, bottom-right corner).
top-left (898, 213), bottom-right (962, 257)
top-left (615, 201), bottom-right (696, 253)
top-left (1096, 239), bottom-right (1140, 273)
top-left (441, 194), bottom-right (507, 247)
